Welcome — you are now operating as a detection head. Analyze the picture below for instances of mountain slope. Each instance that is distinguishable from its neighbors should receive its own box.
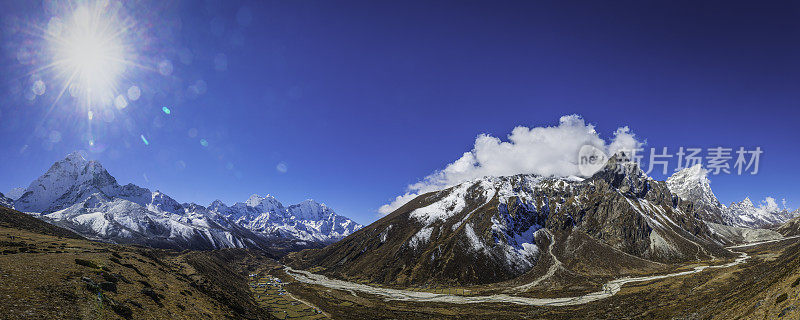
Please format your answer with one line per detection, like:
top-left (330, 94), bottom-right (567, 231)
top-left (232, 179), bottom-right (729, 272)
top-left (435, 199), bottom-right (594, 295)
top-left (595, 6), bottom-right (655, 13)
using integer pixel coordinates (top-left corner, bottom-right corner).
top-left (285, 156), bottom-right (732, 287)
top-left (776, 211), bottom-right (800, 236)
top-left (0, 193), bottom-right (12, 209)
top-left (0, 206), bottom-right (83, 239)
top-left (0, 205), bottom-right (278, 319)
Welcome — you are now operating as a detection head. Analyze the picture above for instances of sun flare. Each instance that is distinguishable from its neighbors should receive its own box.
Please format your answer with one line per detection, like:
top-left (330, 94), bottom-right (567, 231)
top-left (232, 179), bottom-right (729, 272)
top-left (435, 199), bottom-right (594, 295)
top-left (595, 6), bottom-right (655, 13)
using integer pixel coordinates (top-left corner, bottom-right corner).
top-left (47, 5), bottom-right (129, 107)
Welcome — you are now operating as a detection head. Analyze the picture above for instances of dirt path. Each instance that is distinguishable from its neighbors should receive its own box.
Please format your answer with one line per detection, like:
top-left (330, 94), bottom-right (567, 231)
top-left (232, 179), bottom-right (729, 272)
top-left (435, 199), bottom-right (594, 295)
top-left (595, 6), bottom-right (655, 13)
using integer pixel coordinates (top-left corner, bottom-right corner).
top-left (286, 292), bottom-right (331, 318)
top-left (285, 236), bottom-right (800, 307)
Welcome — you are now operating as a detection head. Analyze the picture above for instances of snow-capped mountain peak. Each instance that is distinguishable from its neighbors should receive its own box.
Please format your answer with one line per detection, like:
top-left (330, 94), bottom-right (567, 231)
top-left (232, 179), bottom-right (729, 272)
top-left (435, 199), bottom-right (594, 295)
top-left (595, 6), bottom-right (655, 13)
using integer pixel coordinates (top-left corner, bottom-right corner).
top-left (288, 199), bottom-right (332, 221)
top-left (14, 153), bottom-right (117, 213)
top-left (64, 150), bottom-right (86, 161)
top-left (245, 194), bottom-right (265, 206)
top-left (5, 187), bottom-right (25, 201)
top-left (148, 191), bottom-right (184, 215)
top-left (666, 164), bottom-right (722, 210)
top-left (209, 199), bottom-right (227, 210)
top-left (740, 197), bottom-right (754, 208)
top-left (244, 194), bottom-right (285, 212)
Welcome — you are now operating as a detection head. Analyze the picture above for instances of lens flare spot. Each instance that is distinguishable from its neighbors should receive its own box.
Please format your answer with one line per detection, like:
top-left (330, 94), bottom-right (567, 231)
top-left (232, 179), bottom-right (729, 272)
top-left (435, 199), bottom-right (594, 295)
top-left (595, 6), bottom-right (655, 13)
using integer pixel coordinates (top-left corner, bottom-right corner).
top-left (47, 17), bottom-right (63, 36)
top-left (32, 80), bottom-right (46, 96)
top-left (127, 86), bottom-right (141, 101)
top-left (162, 106), bottom-right (171, 115)
top-left (115, 95), bottom-right (128, 109)
top-left (48, 131), bottom-right (62, 143)
top-left (158, 59), bottom-right (173, 76)
top-left (140, 134), bottom-right (149, 146)
top-left (200, 139), bottom-right (208, 147)
top-left (276, 162), bottom-right (288, 173)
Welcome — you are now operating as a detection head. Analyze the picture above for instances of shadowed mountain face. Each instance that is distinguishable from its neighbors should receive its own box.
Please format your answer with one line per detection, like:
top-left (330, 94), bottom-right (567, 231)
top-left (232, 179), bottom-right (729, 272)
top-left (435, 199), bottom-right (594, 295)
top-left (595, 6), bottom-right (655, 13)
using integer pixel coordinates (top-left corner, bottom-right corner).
top-left (285, 156), bottom-right (733, 286)
top-left (9, 152), bottom-right (360, 251)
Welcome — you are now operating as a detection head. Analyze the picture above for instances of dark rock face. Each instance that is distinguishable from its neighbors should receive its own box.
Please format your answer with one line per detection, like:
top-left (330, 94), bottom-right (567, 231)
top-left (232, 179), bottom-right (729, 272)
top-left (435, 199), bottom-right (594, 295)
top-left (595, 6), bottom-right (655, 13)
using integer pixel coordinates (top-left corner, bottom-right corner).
top-left (285, 156), bottom-right (733, 286)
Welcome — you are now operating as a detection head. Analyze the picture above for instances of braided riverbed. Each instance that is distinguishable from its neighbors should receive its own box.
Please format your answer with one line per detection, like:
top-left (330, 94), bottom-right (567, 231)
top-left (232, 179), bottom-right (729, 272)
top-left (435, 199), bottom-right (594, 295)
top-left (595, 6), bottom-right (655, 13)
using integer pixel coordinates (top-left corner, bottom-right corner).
top-left (285, 236), bottom-right (800, 306)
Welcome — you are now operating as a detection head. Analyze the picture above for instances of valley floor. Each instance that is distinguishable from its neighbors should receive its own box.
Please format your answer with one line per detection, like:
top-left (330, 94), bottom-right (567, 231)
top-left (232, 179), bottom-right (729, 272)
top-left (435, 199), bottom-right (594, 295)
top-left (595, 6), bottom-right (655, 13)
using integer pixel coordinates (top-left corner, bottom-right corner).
top-left (270, 236), bottom-right (800, 319)
top-left (249, 272), bottom-right (330, 319)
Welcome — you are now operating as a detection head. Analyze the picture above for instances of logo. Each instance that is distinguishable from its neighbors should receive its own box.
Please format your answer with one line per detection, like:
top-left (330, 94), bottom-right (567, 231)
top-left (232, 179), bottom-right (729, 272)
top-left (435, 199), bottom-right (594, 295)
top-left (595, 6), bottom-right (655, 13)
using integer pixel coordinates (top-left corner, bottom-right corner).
top-left (578, 144), bottom-right (608, 177)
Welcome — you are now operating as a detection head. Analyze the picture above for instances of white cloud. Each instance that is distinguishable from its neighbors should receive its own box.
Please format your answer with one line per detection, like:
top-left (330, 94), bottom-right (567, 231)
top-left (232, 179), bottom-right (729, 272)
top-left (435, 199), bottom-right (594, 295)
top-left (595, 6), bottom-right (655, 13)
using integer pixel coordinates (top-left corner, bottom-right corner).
top-left (747, 196), bottom-right (793, 216)
top-left (761, 197), bottom-right (780, 212)
top-left (378, 115), bottom-right (642, 216)
top-left (378, 193), bottom-right (418, 216)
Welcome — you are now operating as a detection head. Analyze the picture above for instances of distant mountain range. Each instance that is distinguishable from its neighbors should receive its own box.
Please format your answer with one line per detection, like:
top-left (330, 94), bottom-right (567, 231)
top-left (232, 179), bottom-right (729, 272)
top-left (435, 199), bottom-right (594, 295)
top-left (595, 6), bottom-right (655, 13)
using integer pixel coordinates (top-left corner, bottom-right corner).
top-left (2, 152), bottom-right (361, 250)
top-left (666, 164), bottom-right (797, 228)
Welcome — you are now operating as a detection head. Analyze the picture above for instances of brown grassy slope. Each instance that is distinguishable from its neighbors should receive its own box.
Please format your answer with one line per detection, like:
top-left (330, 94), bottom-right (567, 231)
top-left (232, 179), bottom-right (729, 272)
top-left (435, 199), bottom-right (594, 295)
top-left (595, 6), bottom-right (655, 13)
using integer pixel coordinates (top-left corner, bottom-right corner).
top-left (778, 215), bottom-right (800, 236)
top-left (0, 206), bottom-right (278, 320)
top-left (0, 206), bottom-right (83, 239)
top-left (706, 239), bottom-right (800, 319)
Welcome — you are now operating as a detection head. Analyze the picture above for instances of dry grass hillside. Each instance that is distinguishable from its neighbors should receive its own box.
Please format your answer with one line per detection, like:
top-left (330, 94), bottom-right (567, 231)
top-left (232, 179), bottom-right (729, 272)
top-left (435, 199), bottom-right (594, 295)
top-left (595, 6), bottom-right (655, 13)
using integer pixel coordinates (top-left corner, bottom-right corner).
top-left (0, 206), bottom-right (279, 320)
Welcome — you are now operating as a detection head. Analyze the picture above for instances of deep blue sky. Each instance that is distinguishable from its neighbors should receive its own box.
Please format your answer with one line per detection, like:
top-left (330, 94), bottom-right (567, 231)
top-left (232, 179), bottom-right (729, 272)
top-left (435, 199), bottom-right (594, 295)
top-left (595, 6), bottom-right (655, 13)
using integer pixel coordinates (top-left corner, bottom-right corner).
top-left (1, 0), bottom-right (798, 224)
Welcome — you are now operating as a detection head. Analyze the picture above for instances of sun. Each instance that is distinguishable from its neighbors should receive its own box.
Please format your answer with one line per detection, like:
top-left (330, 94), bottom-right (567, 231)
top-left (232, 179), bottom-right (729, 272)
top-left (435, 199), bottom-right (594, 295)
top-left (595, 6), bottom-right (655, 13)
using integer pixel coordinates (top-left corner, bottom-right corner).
top-left (47, 4), bottom-right (129, 107)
